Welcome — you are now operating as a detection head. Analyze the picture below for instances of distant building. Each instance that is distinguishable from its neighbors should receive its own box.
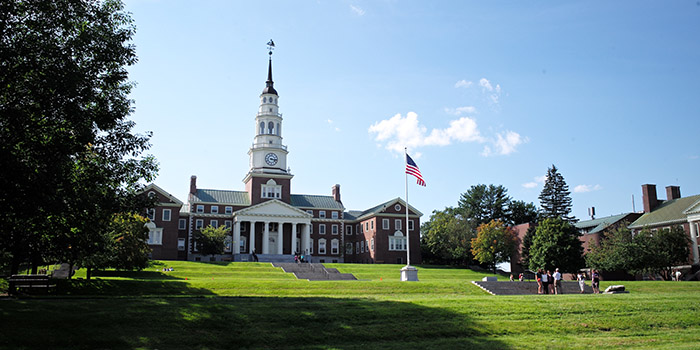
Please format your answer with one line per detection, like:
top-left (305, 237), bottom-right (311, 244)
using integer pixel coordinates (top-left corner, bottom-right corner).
top-left (574, 212), bottom-right (642, 253)
top-left (629, 184), bottom-right (700, 265)
top-left (141, 54), bottom-right (422, 264)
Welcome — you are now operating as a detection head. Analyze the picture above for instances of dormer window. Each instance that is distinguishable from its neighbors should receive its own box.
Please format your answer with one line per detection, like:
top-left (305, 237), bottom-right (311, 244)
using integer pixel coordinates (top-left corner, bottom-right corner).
top-left (263, 97), bottom-right (267, 103)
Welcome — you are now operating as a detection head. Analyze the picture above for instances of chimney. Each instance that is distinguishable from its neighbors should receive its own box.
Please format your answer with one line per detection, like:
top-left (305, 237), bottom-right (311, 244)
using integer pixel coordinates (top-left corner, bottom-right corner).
top-left (332, 184), bottom-right (341, 202)
top-left (666, 185), bottom-right (681, 201)
top-left (190, 175), bottom-right (197, 195)
top-left (642, 184), bottom-right (658, 213)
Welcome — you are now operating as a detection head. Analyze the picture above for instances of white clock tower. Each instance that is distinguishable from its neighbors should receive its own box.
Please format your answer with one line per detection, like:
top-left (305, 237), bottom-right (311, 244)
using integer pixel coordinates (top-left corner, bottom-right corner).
top-left (244, 40), bottom-right (293, 205)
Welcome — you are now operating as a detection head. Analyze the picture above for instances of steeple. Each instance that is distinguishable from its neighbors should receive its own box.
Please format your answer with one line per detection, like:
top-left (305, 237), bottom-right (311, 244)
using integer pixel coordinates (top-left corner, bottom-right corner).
top-left (262, 40), bottom-right (278, 96)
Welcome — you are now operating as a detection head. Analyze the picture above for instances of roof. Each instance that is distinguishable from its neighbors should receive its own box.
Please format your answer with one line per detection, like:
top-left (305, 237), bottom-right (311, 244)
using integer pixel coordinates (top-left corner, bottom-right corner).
top-left (290, 194), bottom-right (344, 209)
top-left (344, 210), bottom-right (363, 221)
top-left (192, 189), bottom-right (250, 206)
top-left (348, 197), bottom-right (423, 221)
top-left (629, 194), bottom-right (700, 229)
top-left (574, 213), bottom-right (634, 235)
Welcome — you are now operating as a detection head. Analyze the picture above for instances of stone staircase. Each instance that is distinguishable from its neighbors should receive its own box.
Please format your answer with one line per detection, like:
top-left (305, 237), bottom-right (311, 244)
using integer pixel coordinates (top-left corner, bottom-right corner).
top-left (272, 263), bottom-right (357, 281)
top-left (472, 281), bottom-right (594, 295)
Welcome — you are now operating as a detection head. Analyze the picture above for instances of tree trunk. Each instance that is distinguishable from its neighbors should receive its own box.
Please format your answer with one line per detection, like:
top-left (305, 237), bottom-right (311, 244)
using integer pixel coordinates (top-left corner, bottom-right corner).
top-left (68, 262), bottom-right (74, 279)
top-left (86, 266), bottom-right (92, 280)
top-left (10, 255), bottom-right (20, 275)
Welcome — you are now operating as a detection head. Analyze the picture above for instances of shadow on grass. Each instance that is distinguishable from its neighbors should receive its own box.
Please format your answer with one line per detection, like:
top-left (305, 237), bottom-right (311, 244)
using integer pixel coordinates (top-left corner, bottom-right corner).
top-left (52, 275), bottom-right (215, 297)
top-left (1, 296), bottom-right (510, 350)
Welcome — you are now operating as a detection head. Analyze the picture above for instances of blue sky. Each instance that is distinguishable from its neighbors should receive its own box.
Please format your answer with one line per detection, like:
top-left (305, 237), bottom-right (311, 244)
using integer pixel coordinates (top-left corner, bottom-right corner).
top-left (124, 0), bottom-right (700, 221)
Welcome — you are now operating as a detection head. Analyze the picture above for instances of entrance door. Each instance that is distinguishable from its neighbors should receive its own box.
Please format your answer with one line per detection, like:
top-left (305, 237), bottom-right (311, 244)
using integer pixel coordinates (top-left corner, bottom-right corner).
top-left (268, 235), bottom-right (277, 254)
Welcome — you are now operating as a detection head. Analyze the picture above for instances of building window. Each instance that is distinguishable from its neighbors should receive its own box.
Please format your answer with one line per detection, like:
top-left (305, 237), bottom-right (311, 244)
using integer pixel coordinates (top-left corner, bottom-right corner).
top-left (389, 232), bottom-right (407, 251)
top-left (195, 219), bottom-right (203, 229)
top-left (261, 179), bottom-right (282, 199)
top-left (306, 210), bottom-right (313, 216)
top-left (346, 225), bottom-right (352, 235)
top-left (319, 224), bottom-right (326, 235)
top-left (371, 238), bottom-right (374, 251)
top-left (395, 204), bottom-right (401, 212)
top-left (408, 219), bottom-right (414, 231)
top-left (382, 219), bottom-right (389, 230)
top-left (319, 239), bottom-right (327, 255)
top-left (365, 222), bottom-right (369, 231)
top-left (146, 208), bottom-right (155, 221)
top-left (395, 219), bottom-right (402, 231)
top-left (147, 227), bottom-right (162, 245)
top-left (240, 236), bottom-right (247, 253)
top-left (148, 191), bottom-right (156, 199)
top-left (211, 220), bottom-right (218, 228)
top-left (695, 223), bottom-right (700, 237)
top-left (371, 221), bottom-right (374, 230)
top-left (196, 205), bottom-right (204, 213)
top-left (225, 220), bottom-right (232, 230)
top-left (332, 225), bottom-right (338, 235)
top-left (268, 121), bottom-right (274, 134)
top-left (241, 223), bottom-right (247, 232)
top-left (356, 242), bottom-right (360, 254)
top-left (331, 239), bottom-right (339, 255)
top-left (319, 211), bottom-right (326, 218)
top-left (224, 236), bottom-right (232, 252)
top-left (276, 122), bottom-right (280, 136)
top-left (211, 206), bottom-right (219, 214)
top-left (179, 219), bottom-right (187, 230)
top-left (162, 209), bottom-right (171, 221)
top-left (310, 239), bottom-right (314, 254)
top-left (331, 211), bottom-right (339, 219)
top-left (358, 224), bottom-right (362, 234)
top-left (177, 238), bottom-right (185, 251)
top-left (225, 206), bottom-right (233, 214)
top-left (346, 243), bottom-right (353, 254)
top-left (361, 241), bottom-right (365, 253)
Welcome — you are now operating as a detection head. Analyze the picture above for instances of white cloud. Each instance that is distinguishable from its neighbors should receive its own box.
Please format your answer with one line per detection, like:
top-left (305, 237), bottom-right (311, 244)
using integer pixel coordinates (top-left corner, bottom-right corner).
top-left (454, 79), bottom-right (472, 88)
top-left (327, 119), bottom-right (333, 124)
top-left (444, 106), bottom-right (476, 116)
top-left (350, 5), bottom-right (365, 16)
top-left (481, 131), bottom-right (526, 156)
top-left (522, 175), bottom-right (546, 189)
top-left (479, 78), bottom-right (502, 104)
top-left (368, 112), bottom-right (484, 154)
top-left (574, 184), bottom-right (602, 193)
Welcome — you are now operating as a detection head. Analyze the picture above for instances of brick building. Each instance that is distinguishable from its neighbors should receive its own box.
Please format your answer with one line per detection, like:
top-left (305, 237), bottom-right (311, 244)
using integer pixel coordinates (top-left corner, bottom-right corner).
top-left (142, 54), bottom-right (422, 264)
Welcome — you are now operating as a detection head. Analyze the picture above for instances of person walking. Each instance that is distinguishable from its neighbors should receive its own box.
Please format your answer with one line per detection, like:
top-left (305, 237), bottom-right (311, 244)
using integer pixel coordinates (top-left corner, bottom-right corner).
top-left (553, 268), bottom-right (563, 294)
top-left (536, 269), bottom-right (543, 294)
top-left (577, 273), bottom-right (586, 293)
top-left (592, 270), bottom-right (600, 294)
top-left (541, 270), bottom-right (549, 294)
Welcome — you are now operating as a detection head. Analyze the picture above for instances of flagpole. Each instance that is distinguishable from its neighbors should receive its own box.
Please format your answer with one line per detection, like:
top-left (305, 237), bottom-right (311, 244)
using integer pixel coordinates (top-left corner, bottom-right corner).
top-left (405, 147), bottom-right (410, 267)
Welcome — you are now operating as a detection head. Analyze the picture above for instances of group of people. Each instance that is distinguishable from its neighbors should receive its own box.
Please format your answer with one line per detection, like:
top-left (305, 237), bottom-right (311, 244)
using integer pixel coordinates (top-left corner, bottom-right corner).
top-left (293, 252), bottom-right (308, 263)
top-left (535, 268), bottom-right (563, 294)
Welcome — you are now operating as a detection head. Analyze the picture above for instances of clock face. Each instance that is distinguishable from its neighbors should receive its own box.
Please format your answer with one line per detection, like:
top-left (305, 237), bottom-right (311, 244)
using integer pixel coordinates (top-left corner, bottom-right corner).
top-left (265, 153), bottom-right (278, 166)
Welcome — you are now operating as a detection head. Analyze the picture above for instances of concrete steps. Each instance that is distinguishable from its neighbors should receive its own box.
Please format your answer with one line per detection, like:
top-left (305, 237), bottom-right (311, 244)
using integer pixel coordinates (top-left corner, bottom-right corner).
top-left (472, 281), bottom-right (594, 295)
top-left (272, 262), bottom-right (357, 281)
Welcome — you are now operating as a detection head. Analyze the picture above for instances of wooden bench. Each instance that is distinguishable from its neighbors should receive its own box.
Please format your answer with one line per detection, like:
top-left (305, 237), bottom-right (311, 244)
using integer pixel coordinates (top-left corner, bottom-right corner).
top-left (8, 274), bottom-right (56, 294)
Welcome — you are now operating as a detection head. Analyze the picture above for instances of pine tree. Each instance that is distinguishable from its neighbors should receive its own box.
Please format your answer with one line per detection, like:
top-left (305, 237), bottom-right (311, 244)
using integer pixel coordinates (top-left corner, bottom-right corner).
top-left (538, 164), bottom-right (576, 223)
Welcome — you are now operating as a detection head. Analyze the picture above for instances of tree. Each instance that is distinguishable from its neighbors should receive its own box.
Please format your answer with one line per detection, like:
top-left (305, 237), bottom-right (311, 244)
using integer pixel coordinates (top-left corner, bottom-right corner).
top-left (471, 220), bottom-right (517, 272)
top-left (509, 200), bottom-right (539, 226)
top-left (0, 0), bottom-right (157, 273)
top-left (193, 225), bottom-right (229, 259)
top-left (528, 217), bottom-right (585, 273)
top-left (458, 184), bottom-right (512, 226)
top-left (585, 225), bottom-right (640, 274)
top-left (538, 165), bottom-right (576, 223)
top-left (108, 213), bottom-right (151, 271)
top-left (420, 208), bottom-right (475, 265)
top-left (519, 225), bottom-right (537, 269)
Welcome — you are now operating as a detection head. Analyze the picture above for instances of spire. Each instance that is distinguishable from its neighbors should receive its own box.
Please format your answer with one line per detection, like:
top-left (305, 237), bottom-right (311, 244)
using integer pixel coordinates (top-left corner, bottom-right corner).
top-left (263, 40), bottom-right (278, 96)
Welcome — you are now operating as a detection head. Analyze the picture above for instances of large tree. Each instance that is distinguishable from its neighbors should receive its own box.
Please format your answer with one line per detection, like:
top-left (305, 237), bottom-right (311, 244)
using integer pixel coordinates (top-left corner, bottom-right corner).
top-left (528, 217), bottom-right (585, 273)
top-left (193, 225), bottom-right (229, 259)
top-left (509, 200), bottom-right (539, 226)
top-left (471, 220), bottom-right (517, 272)
top-left (0, 0), bottom-right (156, 274)
top-left (538, 165), bottom-right (576, 223)
top-left (458, 184), bottom-right (512, 226)
top-left (420, 208), bottom-right (475, 265)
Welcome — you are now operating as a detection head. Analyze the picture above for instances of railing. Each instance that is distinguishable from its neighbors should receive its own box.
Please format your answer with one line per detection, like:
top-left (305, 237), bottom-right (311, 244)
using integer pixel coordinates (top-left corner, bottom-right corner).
top-left (250, 142), bottom-right (287, 151)
top-left (257, 111), bottom-right (283, 118)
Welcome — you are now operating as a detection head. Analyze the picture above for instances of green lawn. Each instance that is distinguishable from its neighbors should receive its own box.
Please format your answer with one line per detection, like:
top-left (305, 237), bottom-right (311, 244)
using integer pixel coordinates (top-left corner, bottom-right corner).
top-left (2, 261), bottom-right (699, 349)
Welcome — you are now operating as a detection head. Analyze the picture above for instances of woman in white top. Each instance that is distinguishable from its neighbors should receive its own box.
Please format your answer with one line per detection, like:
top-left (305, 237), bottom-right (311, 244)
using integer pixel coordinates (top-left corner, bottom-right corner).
top-left (577, 273), bottom-right (585, 293)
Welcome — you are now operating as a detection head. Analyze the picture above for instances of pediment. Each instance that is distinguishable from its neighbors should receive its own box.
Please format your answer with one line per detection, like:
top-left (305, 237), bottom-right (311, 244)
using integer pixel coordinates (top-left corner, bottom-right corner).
top-left (684, 199), bottom-right (700, 215)
top-left (235, 199), bottom-right (311, 219)
top-left (142, 183), bottom-right (183, 205)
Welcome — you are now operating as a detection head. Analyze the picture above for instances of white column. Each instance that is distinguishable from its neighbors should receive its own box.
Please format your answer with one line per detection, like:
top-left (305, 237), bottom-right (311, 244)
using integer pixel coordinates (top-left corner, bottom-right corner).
top-left (690, 221), bottom-right (699, 264)
top-left (262, 221), bottom-right (270, 254)
top-left (291, 223), bottom-right (298, 254)
top-left (277, 222), bottom-right (284, 255)
top-left (233, 221), bottom-right (241, 254)
top-left (303, 223), bottom-right (311, 255)
top-left (249, 221), bottom-right (256, 254)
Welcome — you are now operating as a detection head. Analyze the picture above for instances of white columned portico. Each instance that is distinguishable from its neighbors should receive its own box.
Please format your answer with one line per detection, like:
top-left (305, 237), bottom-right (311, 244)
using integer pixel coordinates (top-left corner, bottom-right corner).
top-left (233, 221), bottom-right (241, 254)
top-left (291, 223), bottom-right (298, 254)
top-left (249, 221), bottom-right (256, 254)
top-left (689, 220), bottom-right (699, 264)
top-left (262, 221), bottom-right (270, 254)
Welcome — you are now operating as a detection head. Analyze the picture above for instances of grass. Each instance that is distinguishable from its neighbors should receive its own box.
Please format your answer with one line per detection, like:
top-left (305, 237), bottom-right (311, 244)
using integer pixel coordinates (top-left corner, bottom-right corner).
top-left (2, 260), bottom-right (699, 349)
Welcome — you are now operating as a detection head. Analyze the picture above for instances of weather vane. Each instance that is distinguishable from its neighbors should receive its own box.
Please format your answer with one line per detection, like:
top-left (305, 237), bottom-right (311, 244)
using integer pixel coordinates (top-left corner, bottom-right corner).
top-left (267, 39), bottom-right (275, 56)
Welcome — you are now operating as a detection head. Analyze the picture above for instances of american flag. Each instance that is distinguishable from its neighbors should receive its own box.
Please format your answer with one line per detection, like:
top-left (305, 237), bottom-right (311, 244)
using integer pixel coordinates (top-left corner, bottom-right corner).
top-left (405, 154), bottom-right (426, 187)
